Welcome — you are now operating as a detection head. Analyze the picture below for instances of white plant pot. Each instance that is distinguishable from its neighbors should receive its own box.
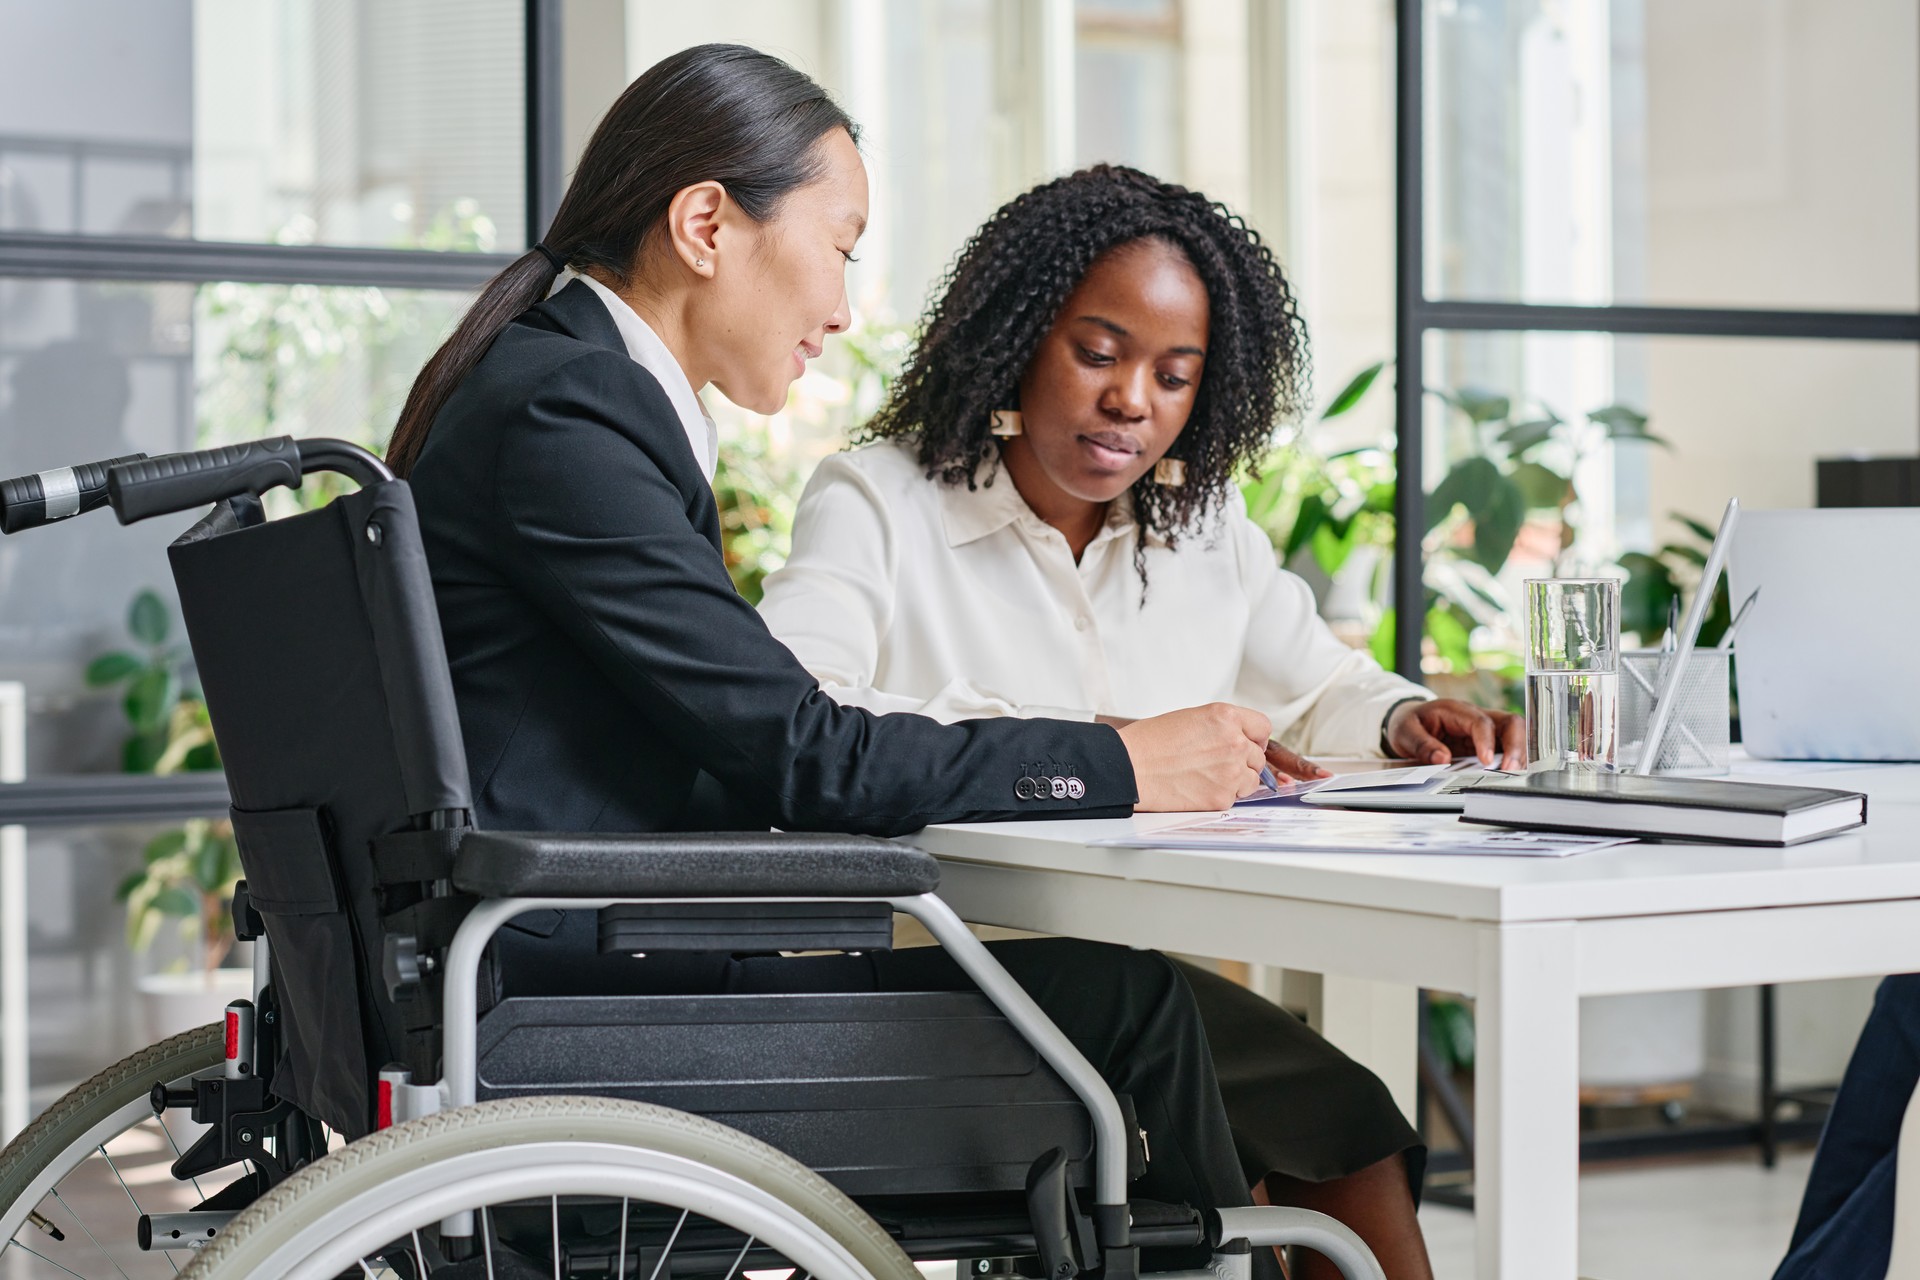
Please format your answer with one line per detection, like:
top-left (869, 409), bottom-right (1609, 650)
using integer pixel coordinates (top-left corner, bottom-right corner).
top-left (1579, 990), bottom-right (1707, 1089)
top-left (138, 969), bottom-right (252, 1044)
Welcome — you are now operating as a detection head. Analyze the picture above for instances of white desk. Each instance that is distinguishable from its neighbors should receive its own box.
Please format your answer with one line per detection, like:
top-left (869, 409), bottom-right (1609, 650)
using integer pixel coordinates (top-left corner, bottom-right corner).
top-left (906, 761), bottom-right (1920, 1280)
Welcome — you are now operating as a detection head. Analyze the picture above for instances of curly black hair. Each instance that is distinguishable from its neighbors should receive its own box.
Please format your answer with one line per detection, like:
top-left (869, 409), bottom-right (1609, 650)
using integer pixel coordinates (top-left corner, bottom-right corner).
top-left (856, 164), bottom-right (1310, 556)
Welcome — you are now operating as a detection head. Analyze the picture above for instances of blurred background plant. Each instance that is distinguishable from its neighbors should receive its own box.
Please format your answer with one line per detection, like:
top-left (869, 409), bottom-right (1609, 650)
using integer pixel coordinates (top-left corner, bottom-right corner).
top-left (712, 314), bottom-right (911, 601)
top-left (113, 817), bottom-right (242, 971)
top-left (85, 588), bottom-right (219, 774)
top-left (1244, 360), bottom-right (1677, 709)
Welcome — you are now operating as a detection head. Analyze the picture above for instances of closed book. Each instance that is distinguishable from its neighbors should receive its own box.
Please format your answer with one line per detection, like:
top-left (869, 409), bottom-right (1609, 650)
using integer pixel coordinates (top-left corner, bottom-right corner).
top-left (1458, 771), bottom-right (1867, 846)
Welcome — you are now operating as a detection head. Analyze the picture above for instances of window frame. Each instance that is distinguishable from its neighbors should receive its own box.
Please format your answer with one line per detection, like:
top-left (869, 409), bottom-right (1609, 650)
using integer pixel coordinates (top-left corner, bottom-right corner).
top-left (0, 0), bottom-right (562, 292)
top-left (1391, 0), bottom-right (1920, 678)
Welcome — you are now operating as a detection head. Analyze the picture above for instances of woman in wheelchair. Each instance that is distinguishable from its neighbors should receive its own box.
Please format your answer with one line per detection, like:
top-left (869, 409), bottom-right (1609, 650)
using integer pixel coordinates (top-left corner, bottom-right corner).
top-left (754, 166), bottom-right (1515, 1280)
top-left (0, 43), bottom-right (1387, 1280)
top-left (381, 41), bottom-right (1359, 1279)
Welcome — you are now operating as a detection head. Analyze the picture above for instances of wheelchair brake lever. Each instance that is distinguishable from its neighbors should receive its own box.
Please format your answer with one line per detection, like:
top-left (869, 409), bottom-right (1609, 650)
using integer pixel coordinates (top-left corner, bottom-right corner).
top-left (1025, 1147), bottom-right (1084, 1280)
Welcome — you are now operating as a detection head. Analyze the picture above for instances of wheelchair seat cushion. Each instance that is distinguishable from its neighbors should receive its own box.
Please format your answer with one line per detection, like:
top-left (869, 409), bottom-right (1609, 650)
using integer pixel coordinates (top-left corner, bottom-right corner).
top-left (452, 830), bottom-right (940, 899)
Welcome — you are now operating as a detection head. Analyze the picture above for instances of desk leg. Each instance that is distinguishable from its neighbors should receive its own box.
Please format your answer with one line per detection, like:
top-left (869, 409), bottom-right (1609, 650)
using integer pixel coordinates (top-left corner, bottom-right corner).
top-left (1319, 976), bottom-right (1420, 1126)
top-left (1475, 922), bottom-right (1579, 1280)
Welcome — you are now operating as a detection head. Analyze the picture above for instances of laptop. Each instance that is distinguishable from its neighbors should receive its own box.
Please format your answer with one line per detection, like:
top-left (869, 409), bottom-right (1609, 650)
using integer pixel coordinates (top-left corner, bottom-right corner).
top-left (1728, 508), bottom-right (1920, 761)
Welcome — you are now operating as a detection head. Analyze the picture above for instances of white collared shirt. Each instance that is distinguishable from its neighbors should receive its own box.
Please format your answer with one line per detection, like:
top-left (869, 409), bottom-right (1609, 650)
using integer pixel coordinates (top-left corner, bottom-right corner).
top-left (553, 271), bottom-right (719, 482)
top-left (756, 441), bottom-right (1430, 756)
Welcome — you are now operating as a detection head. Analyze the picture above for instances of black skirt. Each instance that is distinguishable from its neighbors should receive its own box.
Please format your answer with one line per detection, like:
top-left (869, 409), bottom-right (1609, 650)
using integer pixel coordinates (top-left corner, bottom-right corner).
top-left (1173, 960), bottom-right (1427, 1199)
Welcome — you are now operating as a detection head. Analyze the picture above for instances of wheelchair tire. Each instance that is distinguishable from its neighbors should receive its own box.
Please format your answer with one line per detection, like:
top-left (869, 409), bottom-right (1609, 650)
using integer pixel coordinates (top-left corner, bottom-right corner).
top-left (0, 1022), bottom-right (226, 1257)
top-left (179, 1095), bottom-right (918, 1280)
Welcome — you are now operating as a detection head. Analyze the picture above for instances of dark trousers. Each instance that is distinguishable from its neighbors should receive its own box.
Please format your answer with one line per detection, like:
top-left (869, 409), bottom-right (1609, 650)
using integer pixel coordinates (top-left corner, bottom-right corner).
top-left (496, 919), bottom-right (1254, 1218)
top-left (1774, 973), bottom-right (1920, 1280)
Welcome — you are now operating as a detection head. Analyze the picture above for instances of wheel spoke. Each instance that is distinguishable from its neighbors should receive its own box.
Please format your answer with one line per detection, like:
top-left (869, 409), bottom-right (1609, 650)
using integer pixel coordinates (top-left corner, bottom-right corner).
top-left (481, 1205), bottom-right (497, 1280)
top-left (551, 1196), bottom-right (560, 1280)
top-left (95, 1146), bottom-right (143, 1219)
top-left (50, 1187), bottom-right (131, 1280)
top-left (411, 1228), bottom-right (429, 1279)
top-left (156, 1118), bottom-right (204, 1202)
top-left (615, 1198), bottom-right (628, 1280)
top-left (646, 1209), bottom-right (688, 1280)
top-left (722, 1235), bottom-right (755, 1280)
top-left (8, 1237), bottom-right (91, 1280)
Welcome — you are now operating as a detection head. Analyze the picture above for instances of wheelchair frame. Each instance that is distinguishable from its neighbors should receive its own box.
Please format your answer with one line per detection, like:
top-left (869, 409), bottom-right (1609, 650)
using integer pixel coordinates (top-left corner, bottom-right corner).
top-left (0, 438), bottom-right (1384, 1280)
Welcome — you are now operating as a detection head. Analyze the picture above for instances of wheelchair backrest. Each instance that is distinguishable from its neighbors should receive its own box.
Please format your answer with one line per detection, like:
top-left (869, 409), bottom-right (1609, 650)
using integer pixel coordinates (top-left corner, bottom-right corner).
top-left (168, 482), bottom-right (471, 1136)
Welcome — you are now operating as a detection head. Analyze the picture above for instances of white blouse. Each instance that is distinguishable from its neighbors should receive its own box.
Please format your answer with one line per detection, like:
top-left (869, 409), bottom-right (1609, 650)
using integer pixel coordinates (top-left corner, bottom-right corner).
top-left (757, 441), bottom-right (1428, 757)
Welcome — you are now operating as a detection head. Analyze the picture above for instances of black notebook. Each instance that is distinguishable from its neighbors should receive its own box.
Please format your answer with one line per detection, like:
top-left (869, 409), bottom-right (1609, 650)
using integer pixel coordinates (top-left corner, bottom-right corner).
top-left (1457, 771), bottom-right (1868, 846)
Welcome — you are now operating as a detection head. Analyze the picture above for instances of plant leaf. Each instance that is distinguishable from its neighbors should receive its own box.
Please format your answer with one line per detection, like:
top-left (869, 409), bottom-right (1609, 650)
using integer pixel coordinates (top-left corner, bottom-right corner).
top-left (1320, 361), bottom-right (1386, 420)
top-left (1468, 476), bottom-right (1527, 572)
top-left (85, 652), bottom-right (143, 687)
top-left (1673, 513), bottom-right (1719, 544)
top-left (123, 730), bottom-right (170, 774)
top-left (1369, 610), bottom-right (1396, 671)
top-left (1587, 404), bottom-right (1646, 435)
top-left (128, 589), bottom-right (171, 646)
top-left (1618, 550), bottom-right (1678, 642)
top-left (114, 870), bottom-right (149, 902)
top-left (1425, 456), bottom-right (1502, 533)
top-left (1511, 461), bottom-right (1571, 509)
top-left (1309, 519), bottom-right (1358, 577)
top-left (194, 833), bottom-right (227, 892)
top-left (152, 886), bottom-right (201, 918)
top-left (1283, 492), bottom-right (1331, 562)
top-left (1498, 419), bottom-right (1559, 457)
top-left (124, 668), bottom-right (179, 735)
top-left (144, 827), bottom-right (191, 864)
top-left (1452, 388), bottom-right (1511, 424)
top-left (183, 741), bottom-right (222, 771)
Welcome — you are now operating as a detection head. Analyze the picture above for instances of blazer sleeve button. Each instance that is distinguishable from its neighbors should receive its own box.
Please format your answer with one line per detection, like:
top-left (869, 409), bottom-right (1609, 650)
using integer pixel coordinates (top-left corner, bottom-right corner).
top-left (1015, 776), bottom-right (1037, 800)
top-left (1066, 777), bottom-right (1086, 799)
top-left (1049, 776), bottom-right (1069, 800)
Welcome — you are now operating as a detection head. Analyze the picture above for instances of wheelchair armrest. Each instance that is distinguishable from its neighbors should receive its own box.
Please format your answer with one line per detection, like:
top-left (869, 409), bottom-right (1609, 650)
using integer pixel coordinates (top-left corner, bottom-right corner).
top-left (449, 830), bottom-right (939, 900)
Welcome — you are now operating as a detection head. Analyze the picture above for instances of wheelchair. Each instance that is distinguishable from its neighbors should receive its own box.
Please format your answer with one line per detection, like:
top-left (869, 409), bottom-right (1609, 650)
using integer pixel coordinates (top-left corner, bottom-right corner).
top-left (0, 438), bottom-right (1384, 1280)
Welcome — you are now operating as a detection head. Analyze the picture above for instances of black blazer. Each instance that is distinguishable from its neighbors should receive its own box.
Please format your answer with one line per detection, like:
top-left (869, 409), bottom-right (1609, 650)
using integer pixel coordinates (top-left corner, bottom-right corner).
top-left (409, 281), bottom-right (1136, 837)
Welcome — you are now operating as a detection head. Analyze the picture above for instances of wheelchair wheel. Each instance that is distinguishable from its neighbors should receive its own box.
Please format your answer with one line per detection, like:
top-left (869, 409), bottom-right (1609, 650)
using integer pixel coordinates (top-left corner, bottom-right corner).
top-left (0, 1023), bottom-right (228, 1276)
top-left (179, 1096), bottom-right (917, 1280)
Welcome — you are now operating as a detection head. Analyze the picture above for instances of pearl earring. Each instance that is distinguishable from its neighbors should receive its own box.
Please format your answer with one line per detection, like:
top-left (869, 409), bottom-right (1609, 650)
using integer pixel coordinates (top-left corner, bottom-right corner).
top-left (1153, 457), bottom-right (1186, 487)
top-left (694, 257), bottom-right (706, 267)
top-left (989, 410), bottom-right (1024, 438)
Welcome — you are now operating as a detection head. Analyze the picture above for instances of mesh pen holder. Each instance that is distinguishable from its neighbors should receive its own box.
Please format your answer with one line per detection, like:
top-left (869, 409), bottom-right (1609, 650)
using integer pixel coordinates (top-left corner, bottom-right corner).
top-left (1618, 648), bottom-right (1732, 775)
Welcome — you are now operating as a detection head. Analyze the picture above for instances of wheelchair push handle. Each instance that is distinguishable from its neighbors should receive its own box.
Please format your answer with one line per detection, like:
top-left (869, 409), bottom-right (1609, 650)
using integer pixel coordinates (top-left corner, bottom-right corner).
top-left (105, 436), bottom-right (395, 525)
top-left (0, 453), bottom-right (148, 533)
top-left (108, 437), bottom-right (305, 524)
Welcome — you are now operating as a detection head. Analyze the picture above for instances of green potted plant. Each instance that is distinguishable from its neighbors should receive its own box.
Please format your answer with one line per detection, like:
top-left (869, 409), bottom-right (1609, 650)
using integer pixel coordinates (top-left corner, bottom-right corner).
top-left (89, 589), bottom-right (244, 1037)
top-left (114, 818), bottom-right (247, 1040)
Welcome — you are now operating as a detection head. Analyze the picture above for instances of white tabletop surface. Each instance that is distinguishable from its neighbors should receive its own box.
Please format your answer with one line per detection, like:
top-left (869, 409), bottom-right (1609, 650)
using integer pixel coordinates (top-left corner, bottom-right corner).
top-left (909, 758), bottom-right (1920, 925)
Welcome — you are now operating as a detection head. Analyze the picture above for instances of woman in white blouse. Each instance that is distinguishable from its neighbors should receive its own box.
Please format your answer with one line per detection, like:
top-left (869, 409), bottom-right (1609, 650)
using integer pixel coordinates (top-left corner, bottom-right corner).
top-left (761, 165), bottom-right (1525, 1279)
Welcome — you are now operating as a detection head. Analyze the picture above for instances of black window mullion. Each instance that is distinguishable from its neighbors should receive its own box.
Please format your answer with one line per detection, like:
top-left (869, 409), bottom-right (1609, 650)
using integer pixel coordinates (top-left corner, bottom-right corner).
top-left (0, 232), bottom-right (515, 291)
top-left (525, 0), bottom-right (566, 248)
top-left (1393, 0), bottom-right (1427, 681)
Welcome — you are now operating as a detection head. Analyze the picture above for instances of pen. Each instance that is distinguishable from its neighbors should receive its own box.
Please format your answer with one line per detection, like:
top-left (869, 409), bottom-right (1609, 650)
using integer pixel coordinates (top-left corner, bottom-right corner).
top-left (1258, 765), bottom-right (1279, 791)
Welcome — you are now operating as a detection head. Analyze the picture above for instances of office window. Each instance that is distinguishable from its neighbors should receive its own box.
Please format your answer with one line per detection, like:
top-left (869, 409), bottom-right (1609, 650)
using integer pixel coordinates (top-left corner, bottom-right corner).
top-left (0, 275), bottom-right (466, 771)
top-left (1425, 329), bottom-right (1920, 586)
top-left (1075, 0), bottom-right (1183, 176)
top-left (0, 0), bottom-right (526, 251)
top-left (1428, 0), bottom-right (1920, 310)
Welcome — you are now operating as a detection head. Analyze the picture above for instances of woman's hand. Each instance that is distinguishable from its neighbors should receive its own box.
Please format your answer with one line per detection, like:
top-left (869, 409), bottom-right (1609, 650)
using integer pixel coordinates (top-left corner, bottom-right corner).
top-left (1387, 698), bottom-right (1527, 771)
top-left (1265, 741), bottom-right (1330, 782)
top-left (1118, 703), bottom-right (1273, 811)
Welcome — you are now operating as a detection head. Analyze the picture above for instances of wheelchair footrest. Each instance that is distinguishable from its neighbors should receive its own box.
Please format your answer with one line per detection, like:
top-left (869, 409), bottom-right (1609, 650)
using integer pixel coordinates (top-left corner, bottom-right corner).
top-left (476, 990), bottom-right (1092, 1196)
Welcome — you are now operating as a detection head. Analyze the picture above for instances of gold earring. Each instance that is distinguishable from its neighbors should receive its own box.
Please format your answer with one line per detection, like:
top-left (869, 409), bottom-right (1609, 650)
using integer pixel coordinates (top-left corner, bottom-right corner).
top-left (1153, 457), bottom-right (1186, 487)
top-left (989, 410), bottom-right (1024, 438)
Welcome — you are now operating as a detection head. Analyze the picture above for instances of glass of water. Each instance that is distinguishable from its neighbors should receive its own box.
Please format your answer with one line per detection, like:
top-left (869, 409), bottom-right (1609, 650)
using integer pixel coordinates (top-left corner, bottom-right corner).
top-left (1524, 578), bottom-right (1620, 771)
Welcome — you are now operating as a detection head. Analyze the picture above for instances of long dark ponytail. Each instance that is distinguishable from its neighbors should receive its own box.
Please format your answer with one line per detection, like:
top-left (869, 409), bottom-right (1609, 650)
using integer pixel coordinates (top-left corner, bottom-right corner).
top-left (386, 44), bottom-right (857, 478)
